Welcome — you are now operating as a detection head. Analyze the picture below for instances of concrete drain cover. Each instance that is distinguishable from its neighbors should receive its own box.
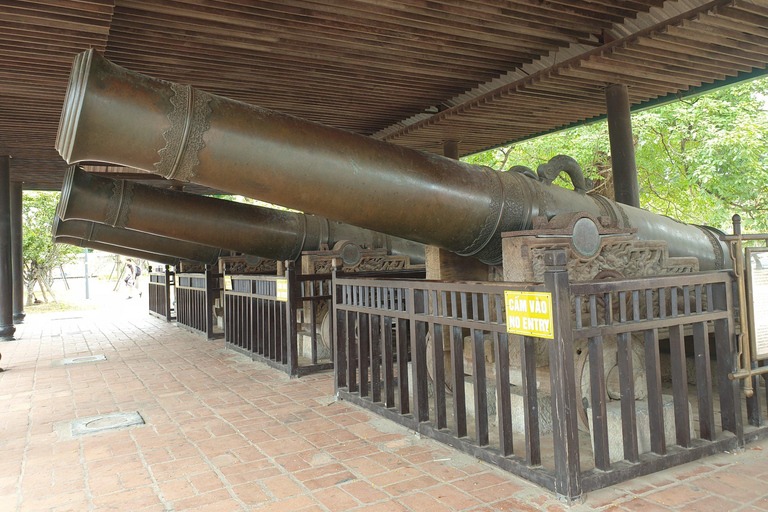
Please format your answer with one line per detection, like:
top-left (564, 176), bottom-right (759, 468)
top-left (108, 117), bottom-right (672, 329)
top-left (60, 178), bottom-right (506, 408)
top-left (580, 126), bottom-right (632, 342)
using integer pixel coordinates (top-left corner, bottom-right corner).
top-left (71, 411), bottom-right (144, 436)
top-left (52, 355), bottom-right (106, 367)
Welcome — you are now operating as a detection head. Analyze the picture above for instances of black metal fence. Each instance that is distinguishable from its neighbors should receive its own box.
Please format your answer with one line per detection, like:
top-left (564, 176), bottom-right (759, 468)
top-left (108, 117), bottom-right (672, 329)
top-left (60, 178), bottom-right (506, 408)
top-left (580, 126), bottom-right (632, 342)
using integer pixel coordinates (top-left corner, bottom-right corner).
top-left (332, 248), bottom-right (763, 499)
top-left (148, 266), bottom-right (174, 321)
top-left (224, 263), bottom-right (425, 377)
top-left (176, 268), bottom-right (218, 339)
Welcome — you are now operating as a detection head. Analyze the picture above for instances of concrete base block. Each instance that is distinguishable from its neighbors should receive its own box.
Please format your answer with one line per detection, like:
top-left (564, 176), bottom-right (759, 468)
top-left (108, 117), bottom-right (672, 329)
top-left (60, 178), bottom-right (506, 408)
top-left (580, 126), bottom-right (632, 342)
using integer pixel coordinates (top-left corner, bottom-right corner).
top-left (411, 361), bottom-right (554, 434)
top-left (587, 395), bottom-right (695, 463)
top-left (464, 377), bottom-right (553, 434)
top-left (299, 334), bottom-right (330, 360)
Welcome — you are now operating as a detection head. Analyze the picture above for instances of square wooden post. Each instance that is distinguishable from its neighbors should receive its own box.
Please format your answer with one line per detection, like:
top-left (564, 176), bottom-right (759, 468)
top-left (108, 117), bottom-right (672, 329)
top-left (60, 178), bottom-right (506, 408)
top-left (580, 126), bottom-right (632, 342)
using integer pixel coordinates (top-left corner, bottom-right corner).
top-left (544, 249), bottom-right (581, 499)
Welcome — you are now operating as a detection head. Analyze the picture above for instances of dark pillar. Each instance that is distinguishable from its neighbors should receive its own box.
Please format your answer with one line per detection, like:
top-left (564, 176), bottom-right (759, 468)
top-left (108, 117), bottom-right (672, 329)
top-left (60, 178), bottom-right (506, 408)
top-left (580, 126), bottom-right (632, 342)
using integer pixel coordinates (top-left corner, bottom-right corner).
top-left (605, 84), bottom-right (640, 208)
top-left (443, 140), bottom-right (459, 160)
top-left (545, 249), bottom-right (581, 498)
top-left (0, 157), bottom-right (16, 340)
top-left (11, 181), bottom-right (24, 324)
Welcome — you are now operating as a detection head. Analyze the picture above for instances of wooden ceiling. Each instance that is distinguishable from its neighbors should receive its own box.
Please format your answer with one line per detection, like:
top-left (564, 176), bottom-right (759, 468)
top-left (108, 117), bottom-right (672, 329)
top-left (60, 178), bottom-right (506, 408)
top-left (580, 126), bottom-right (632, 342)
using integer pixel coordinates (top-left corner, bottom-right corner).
top-left (1, 0), bottom-right (767, 190)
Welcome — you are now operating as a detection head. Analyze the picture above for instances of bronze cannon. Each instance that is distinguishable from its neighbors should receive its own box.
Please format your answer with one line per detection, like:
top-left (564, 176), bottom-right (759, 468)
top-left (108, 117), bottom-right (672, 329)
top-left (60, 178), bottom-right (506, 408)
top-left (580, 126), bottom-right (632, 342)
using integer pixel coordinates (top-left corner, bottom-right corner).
top-left (55, 236), bottom-right (178, 266)
top-left (56, 50), bottom-right (727, 269)
top-left (58, 166), bottom-right (425, 266)
top-left (53, 215), bottom-right (225, 265)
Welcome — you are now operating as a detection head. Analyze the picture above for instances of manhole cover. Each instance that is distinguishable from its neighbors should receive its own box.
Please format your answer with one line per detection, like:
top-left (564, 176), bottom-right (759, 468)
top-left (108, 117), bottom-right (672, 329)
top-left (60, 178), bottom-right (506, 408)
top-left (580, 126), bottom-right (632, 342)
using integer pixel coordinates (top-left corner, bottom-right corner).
top-left (53, 355), bottom-right (106, 367)
top-left (70, 411), bottom-right (144, 436)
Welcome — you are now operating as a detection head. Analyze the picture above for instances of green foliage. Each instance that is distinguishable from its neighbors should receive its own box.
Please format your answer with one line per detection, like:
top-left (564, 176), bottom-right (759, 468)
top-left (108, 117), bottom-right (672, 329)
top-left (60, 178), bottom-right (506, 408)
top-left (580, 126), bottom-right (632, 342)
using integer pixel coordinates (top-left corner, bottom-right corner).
top-left (464, 121), bottom-right (613, 196)
top-left (464, 77), bottom-right (768, 234)
top-left (634, 79), bottom-right (768, 233)
top-left (23, 191), bottom-right (79, 283)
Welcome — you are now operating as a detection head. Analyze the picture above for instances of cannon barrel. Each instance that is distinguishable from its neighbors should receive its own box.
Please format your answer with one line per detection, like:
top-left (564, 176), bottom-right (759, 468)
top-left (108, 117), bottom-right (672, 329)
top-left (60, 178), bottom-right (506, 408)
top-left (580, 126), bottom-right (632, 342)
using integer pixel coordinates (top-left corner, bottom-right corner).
top-left (58, 167), bottom-right (425, 265)
top-left (55, 236), bottom-right (179, 266)
top-left (57, 50), bottom-right (728, 269)
top-left (53, 215), bottom-right (226, 265)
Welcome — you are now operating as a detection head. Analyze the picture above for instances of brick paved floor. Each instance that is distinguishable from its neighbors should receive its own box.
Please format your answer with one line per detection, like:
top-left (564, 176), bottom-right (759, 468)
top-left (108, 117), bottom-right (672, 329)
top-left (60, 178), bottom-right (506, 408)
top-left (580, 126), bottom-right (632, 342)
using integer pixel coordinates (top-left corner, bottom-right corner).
top-left (1, 303), bottom-right (767, 512)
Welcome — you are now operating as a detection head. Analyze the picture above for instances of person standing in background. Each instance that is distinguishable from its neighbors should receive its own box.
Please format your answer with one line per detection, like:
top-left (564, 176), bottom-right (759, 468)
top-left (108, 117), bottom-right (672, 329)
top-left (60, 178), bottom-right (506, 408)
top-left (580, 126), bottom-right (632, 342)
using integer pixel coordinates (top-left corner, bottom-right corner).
top-left (124, 258), bottom-right (142, 299)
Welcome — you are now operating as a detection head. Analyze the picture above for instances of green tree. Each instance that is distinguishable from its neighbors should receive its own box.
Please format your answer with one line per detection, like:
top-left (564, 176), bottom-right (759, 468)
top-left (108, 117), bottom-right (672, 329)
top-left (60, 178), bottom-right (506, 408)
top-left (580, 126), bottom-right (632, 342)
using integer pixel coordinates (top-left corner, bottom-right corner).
top-left (23, 191), bottom-right (79, 305)
top-left (634, 79), bottom-right (768, 232)
top-left (465, 77), bottom-right (768, 233)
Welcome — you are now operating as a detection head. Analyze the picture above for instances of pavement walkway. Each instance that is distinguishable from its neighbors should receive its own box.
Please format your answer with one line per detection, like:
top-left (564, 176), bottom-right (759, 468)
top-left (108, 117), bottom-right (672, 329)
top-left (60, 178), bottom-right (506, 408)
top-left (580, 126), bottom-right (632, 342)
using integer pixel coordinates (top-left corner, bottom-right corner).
top-left (0, 302), bottom-right (767, 512)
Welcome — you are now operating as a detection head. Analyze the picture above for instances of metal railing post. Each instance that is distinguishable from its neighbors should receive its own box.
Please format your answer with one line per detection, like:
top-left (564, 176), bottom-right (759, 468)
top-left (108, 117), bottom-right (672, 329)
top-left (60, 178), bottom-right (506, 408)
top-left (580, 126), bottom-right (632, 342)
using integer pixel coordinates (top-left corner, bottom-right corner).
top-left (332, 262), bottom-right (346, 393)
top-left (286, 260), bottom-right (299, 376)
top-left (205, 266), bottom-right (216, 339)
top-left (164, 264), bottom-right (172, 321)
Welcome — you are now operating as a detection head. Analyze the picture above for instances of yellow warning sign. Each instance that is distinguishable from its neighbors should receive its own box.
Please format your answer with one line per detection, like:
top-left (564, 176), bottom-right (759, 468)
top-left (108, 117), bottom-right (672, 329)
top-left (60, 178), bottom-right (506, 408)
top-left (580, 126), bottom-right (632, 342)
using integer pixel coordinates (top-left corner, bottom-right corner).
top-left (504, 291), bottom-right (554, 339)
top-left (223, 275), bottom-right (232, 291)
top-left (275, 279), bottom-right (288, 302)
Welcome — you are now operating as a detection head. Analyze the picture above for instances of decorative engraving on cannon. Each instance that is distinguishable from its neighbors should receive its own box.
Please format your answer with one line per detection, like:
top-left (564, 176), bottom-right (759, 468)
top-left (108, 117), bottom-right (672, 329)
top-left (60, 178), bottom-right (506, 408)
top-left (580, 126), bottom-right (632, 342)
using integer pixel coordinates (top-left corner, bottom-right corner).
top-left (155, 84), bottom-right (213, 182)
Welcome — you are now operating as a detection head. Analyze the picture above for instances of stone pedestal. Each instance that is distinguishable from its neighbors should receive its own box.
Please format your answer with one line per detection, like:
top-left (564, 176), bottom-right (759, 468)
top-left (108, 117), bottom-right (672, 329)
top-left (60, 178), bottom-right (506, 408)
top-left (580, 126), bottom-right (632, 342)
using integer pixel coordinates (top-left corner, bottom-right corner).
top-left (299, 334), bottom-right (331, 360)
top-left (425, 246), bottom-right (491, 281)
top-left (587, 395), bottom-right (695, 463)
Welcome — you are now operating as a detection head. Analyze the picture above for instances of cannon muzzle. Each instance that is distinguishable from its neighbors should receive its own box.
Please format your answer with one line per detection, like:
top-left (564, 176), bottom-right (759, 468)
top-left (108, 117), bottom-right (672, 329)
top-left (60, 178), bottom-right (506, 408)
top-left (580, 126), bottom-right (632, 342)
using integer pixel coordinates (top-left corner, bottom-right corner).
top-left (53, 215), bottom-right (225, 265)
top-left (58, 166), bottom-right (425, 265)
top-left (55, 236), bottom-right (178, 266)
top-left (57, 50), bottom-right (728, 269)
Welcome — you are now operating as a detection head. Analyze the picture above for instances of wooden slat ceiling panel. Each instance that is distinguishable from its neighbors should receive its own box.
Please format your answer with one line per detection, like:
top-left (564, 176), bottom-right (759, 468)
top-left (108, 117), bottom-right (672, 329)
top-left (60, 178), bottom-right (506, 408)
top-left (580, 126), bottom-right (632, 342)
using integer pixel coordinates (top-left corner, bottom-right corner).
top-left (383, 0), bottom-right (768, 154)
top-left (2, 0), bottom-right (763, 191)
top-left (100, 0), bottom-right (628, 134)
top-left (0, 0), bottom-right (114, 189)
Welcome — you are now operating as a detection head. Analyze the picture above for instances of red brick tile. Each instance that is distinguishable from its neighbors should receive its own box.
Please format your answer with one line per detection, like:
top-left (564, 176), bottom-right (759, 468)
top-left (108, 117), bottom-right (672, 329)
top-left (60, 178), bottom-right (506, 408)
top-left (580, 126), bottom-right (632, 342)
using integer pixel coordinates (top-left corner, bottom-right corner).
top-left (384, 474), bottom-right (440, 496)
top-left (678, 495), bottom-right (741, 512)
top-left (189, 471), bottom-right (226, 493)
top-left (346, 457), bottom-right (388, 478)
top-left (259, 438), bottom-right (316, 457)
top-left (342, 480), bottom-right (389, 504)
top-left (620, 497), bottom-right (672, 512)
top-left (231, 483), bottom-right (270, 505)
top-left (251, 495), bottom-right (317, 512)
top-left (645, 485), bottom-right (710, 508)
top-left (399, 491), bottom-right (454, 511)
top-left (88, 473), bottom-right (123, 496)
top-left (20, 491), bottom-right (87, 512)
top-left (472, 481), bottom-right (525, 503)
top-left (692, 472), bottom-right (768, 501)
top-left (293, 463), bottom-right (348, 482)
top-left (312, 487), bottom-right (359, 511)
top-left (425, 484), bottom-right (482, 509)
top-left (582, 487), bottom-right (634, 509)
top-left (303, 471), bottom-right (357, 491)
top-left (173, 488), bottom-right (233, 510)
top-left (353, 501), bottom-right (409, 512)
top-left (452, 472), bottom-right (509, 493)
top-left (91, 486), bottom-right (161, 510)
top-left (263, 475), bottom-right (305, 499)
top-left (157, 478), bottom-right (197, 502)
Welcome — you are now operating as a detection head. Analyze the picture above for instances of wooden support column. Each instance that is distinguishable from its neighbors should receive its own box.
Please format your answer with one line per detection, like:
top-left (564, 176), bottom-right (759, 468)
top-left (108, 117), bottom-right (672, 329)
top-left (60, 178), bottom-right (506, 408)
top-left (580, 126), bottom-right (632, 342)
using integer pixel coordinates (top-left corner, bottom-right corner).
top-left (605, 84), bottom-right (640, 208)
top-left (545, 249), bottom-right (581, 499)
top-left (0, 157), bottom-right (16, 340)
top-left (11, 181), bottom-right (24, 324)
top-left (443, 140), bottom-right (459, 160)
